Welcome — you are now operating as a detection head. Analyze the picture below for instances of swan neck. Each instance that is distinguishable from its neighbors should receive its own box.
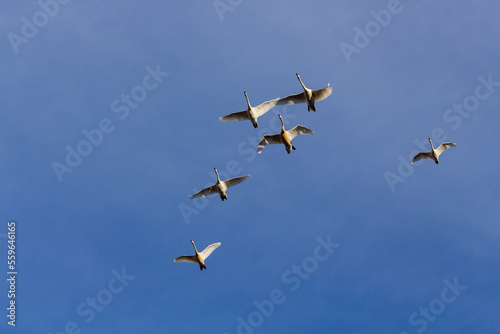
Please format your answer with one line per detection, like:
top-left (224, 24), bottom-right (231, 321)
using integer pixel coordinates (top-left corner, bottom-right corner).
top-left (297, 75), bottom-right (306, 90)
top-left (244, 92), bottom-right (251, 109)
top-left (191, 241), bottom-right (198, 253)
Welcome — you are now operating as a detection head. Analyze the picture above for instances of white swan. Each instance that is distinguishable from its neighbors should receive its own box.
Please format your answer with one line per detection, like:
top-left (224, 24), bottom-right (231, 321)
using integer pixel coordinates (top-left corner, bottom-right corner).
top-left (257, 114), bottom-right (314, 154)
top-left (277, 73), bottom-right (332, 112)
top-left (174, 240), bottom-right (221, 271)
top-left (219, 91), bottom-right (279, 128)
top-left (411, 138), bottom-right (457, 164)
top-left (189, 168), bottom-right (250, 201)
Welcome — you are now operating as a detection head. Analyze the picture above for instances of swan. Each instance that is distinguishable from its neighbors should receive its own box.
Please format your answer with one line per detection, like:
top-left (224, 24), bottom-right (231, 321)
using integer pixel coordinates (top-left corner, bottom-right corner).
top-left (219, 91), bottom-right (279, 128)
top-left (277, 73), bottom-right (332, 112)
top-left (174, 240), bottom-right (221, 271)
top-left (257, 114), bottom-right (314, 154)
top-left (411, 138), bottom-right (457, 164)
top-left (189, 168), bottom-right (250, 201)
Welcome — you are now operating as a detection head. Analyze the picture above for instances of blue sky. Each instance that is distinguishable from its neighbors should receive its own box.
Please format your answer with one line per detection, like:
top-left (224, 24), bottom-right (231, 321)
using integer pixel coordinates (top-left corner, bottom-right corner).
top-left (1, 1), bottom-right (499, 333)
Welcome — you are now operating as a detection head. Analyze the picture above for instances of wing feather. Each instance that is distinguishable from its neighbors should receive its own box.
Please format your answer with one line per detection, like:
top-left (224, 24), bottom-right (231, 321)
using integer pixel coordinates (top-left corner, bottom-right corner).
top-left (311, 84), bottom-right (332, 102)
top-left (173, 255), bottom-right (197, 263)
top-left (287, 125), bottom-right (314, 140)
top-left (254, 98), bottom-right (279, 117)
top-left (189, 185), bottom-right (218, 199)
top-left (257, 134), bottom-right (282, 154)
top-left (224, 175), bottom-right (251, 189)
top-left (219, 111), bottom-right (248, 122)
top-left (276, 92), bottom-right (306, 105)
top-left (411, 152), bottom-right (432, 164)
top-left (200, 242), bottom-right (221, 260)
top-left (435, 142), bottom-right (456, 156)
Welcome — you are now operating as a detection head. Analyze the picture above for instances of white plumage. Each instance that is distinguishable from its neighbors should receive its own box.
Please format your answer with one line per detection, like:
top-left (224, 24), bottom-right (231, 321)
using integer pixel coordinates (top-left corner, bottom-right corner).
top-left (277, 73), bottom-right (332, 112)
top-left (190, 168), bottom-right (250, 201)
top-left (174, 240), bottom-right (221, 271)
top-left (257, 114), bottom-right (314, 154)
top-left (219, 91), bottom-right (279, 128)
top-left (411, 138), bottom-right (456, 164)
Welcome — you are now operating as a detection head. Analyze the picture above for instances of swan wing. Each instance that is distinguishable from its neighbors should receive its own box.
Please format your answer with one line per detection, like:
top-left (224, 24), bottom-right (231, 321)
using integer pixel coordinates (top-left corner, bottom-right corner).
top-left (189, 185), bottom-right (218, 199)
top-left (287, 125), bottom-right (314, 140)
top-left (219, 111), bottom-right (249, 122)
top-left (224, 175), bottom-right (251, 189)
top-left (200, 242), bottom-right (221, 260)
top-left (312, 84), bottom-right (332, 102)
top-left (276, 92), bottom-right (306, 105)
top-left (411, 152), bottom-right (432, 164)
top-left (257, 134), bottom-right (282, 154)
top-left (435, 142), bottom-right (456, 156)
top-left (174, 255), bottom-right (197, 263)
top-left (254, 98), bottom-right (279, 117)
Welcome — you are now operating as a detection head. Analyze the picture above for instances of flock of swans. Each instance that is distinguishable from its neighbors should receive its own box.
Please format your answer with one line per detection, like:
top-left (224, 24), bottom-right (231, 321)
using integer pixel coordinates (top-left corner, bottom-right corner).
top-left (174, 73), bottom-right (457, 270)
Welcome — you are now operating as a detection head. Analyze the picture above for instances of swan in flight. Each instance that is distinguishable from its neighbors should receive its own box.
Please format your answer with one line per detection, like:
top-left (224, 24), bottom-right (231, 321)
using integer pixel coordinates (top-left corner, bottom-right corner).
top-left (257, 114), bottom-right (314, 154)
top-left (277, 73), bottom-right (332, 112)
top-left (189, 168), bottom-right (250, 201)
top-left (174, 240), bottom-right (221, 271)
top-left (411, 138), bottom-right (457, 164)
top-left (219, 91), bottom-right (279, 128)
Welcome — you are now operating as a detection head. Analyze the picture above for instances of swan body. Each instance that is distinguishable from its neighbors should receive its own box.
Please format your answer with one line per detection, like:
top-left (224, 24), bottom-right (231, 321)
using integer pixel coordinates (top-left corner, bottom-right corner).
top-left (189, 168), bottom-right (250, 201)
top-left (219, 91), bottom-right (279, 128)
top-left (257, 114), bottom-right (314, 154)
top-left (277, 73), bottom-right (332, 112)
top-left (174, 240), bottom-right (221, 271)
top-left (411, 138), bottom-right (456, 164)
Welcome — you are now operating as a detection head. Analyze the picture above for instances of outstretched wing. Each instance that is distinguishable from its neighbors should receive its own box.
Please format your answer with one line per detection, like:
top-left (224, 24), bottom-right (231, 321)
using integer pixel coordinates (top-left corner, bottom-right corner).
top-left (411, 152), bottom-right (432, 164)
top-left (254, 98), bottom-right (279, 117)
top-left (287, 125), bottom-right (314, 140)
top-left (435, 142), bottom-right (456, 156)
top-left (311, 84), bottom-right (332, 102)
top-left (174, 255), bottom-right (197, 263)
top-left (257, 134), bottom-right (282, 154)
top-left (200, 242), bottom-right (221, 260)
top-left (189, 185), bottom-right (218, 199)
top-left (276, 92), bottom-right (306, 105)
top-left (219, 111), bottom-right (248, 122)
top-left (224, 175), bottom-right (251, 189)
